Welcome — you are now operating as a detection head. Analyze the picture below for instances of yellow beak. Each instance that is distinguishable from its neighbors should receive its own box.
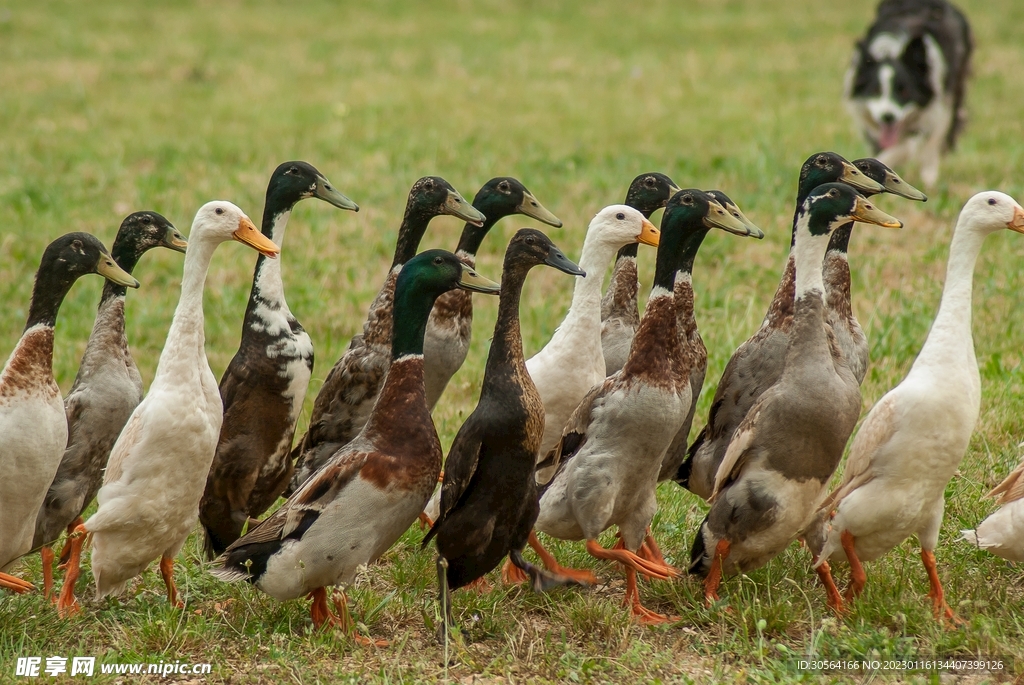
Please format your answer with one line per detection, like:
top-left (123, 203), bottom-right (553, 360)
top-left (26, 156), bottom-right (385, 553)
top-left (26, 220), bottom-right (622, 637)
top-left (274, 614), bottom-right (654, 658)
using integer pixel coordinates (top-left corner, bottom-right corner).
top-left (637, 217), bottom-right (660, 246)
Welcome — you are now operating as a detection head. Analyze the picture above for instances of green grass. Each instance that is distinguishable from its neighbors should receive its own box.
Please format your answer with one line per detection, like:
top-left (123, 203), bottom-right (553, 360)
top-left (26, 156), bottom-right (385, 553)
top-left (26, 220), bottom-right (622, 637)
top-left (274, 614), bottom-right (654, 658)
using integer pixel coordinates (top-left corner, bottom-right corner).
top-left (2, 0), bottom-right (1023, 682)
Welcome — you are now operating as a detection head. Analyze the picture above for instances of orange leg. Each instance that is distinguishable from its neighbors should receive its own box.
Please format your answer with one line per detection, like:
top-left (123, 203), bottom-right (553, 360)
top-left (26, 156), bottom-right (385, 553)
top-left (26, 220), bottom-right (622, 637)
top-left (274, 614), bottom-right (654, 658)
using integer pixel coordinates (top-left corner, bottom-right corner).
top-left (417, 512), bottom-right (434, 531)
top-left (531, 532), bottom-right (600, 585)
top-left (921, 549), bottom-right (964, 626)
top-left (332, 590), bottom-right (389, 647)
top-left (501, 557), bottom-right (529, 584)
top-left (623, 565), bottom-right (677, 625)
top-left (462, 576), bottom-right (492, 594)
top-left (159, 556), bottom-right (184, 608)
top-left (840, 531), bottom-right (866, 603)
top-left (57, 524), bottom-right (89, 616)
top-left (585, 539), bottom-right (677, 581)
top-left (307, 587), bottom-right (335, 629)
top-left (615, 529), bottom-right (669, 580)
top-left (41, 546), bottom-right (56, 600)
top-left (57, 517), bottom-right (84, 566)
top-left (0, 572), bottom-right (34, 594)
top-left (703, 539), bottom-right (730, 605)
top-left (814, 560), bottom-right (845, 614)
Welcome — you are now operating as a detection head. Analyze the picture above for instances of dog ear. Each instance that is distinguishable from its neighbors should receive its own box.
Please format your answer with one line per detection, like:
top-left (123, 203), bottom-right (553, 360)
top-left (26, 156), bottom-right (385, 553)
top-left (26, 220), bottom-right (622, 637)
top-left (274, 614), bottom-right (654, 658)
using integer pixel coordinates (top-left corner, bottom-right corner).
top-left (902, 36), bottom-right (930, 81)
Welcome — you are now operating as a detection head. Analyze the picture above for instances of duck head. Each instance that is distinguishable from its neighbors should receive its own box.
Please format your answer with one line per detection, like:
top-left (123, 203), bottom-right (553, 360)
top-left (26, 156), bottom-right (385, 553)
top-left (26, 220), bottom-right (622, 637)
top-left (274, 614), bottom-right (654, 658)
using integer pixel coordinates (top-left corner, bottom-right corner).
top-left (406, 176), bottom-right (486, 227)
top-left (589, 204), bottom-right (660, 251)
top-left (957, 191), bottom-right (1024, 236)
top-left (799, 183), bottom-right (903, 237)
top-left (798, 152), bottom-right (884, 201)
top-left (113, 211), bottom-right (188, 259)
top-left (473, 178), bottom-right (562, 228)
top-left (625, 173), bottom-right (681, 218)
top-left (267, 160), bottom-right (359, 213)
top-left (191, 201), bottom-right (280, 257)
top-left (26, 232), bottom-right (138, 328)
top-left (504, 228), bottom-right (585, 277)
top-left (704, 190), bottom-right (765, 238)
top-left (391, 249), bottom-right (499, 358)
top-left (852, 158), bottom-right (927, 201)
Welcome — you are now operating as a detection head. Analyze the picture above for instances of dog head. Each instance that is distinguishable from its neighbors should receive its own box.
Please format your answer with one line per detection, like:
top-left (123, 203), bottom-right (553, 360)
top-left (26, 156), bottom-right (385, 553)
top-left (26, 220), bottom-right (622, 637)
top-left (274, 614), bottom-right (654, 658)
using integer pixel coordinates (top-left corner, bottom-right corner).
top-left (845, 31), bottom-right (945, 149)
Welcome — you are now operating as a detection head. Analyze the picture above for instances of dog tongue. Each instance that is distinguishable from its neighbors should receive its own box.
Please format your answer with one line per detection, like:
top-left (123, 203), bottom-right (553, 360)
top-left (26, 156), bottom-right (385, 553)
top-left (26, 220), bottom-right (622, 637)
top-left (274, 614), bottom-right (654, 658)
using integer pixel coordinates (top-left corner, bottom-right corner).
top-left (879, 124), bottom-right (900, 149)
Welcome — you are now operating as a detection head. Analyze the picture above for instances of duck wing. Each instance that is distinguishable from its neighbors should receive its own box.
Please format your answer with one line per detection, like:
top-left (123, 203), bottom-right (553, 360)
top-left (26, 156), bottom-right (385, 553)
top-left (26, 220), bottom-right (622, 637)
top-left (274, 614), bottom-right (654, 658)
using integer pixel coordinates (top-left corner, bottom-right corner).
top-left (421, 418), bottom-right (485, 547)
top-left (536, 379), bottom-right (608, 490)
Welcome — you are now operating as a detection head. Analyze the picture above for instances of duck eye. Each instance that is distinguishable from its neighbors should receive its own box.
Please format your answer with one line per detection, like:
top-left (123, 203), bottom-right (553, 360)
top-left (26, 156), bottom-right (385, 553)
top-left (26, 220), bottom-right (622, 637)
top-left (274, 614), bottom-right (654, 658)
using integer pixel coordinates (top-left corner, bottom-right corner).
top-left (616, 212), bottom-right (625, 220)
top-left (645, 178), bottom-right (655, 186)
top-left (142, 216), bottom-right (151, 224)
top-left (988, 198), bottom-right (997, 206)
top-left (433, 256), bottom-right (444, 265)
top-left (525, 236), bottom-right (535, 245)
top-left (215, 207), bottom-right (224, 215)
top-left (828, 190), bottom-right (838, 197)
top-left (498, 182), bottom-right (509, 191)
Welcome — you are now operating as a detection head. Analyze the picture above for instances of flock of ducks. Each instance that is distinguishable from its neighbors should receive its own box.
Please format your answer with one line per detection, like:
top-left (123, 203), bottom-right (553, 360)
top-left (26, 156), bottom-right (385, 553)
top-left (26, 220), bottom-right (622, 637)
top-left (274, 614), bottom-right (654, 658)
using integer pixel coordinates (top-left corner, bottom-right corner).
top-left (1, 154), bottom-right (1022, 645)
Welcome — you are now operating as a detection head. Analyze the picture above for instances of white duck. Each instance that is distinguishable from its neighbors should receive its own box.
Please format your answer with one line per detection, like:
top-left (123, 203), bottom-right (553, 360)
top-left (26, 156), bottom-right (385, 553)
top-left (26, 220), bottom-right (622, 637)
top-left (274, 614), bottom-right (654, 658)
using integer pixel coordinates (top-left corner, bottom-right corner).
top-left (527, 205), bottom-right (659, 467)
top-left (961, 458), bottom-right (1024, 562)
top-left (0, 233), bottom-right (137, 593)
top-left (813, 191), bottom-right (1024, 622)
top-left (57, 201), bottom-right (279, 614)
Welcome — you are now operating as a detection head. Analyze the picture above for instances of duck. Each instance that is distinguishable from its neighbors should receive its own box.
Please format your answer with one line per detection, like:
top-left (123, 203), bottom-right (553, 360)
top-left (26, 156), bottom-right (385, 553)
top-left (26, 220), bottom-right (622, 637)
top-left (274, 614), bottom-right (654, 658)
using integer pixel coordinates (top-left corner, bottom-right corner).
top-left (421, 229), bottom-right (585, 637)
top-left (811, 191), bottom-right (1024, 621)
top-left (200, 161), bottom-right (358, 559)
top-left (823, 158), bottom-right (926, 384)
top-left (962, 458), bottom-right (1024, 562)
top-left (211, 249), bottom-right (499, 645)
top-left (56, 202), bottom-right (279, 615)
top-left (527, 205), bottom-right (660, 476)
top-left (1, 233), bottom-right (138, 594)
top-left (532, 190), bottom-right (758, 623)
top-left (424, 177), bottom-right (562, 411)
top-left (32, 212), bottom-right (187, 598)
top-left (288, 177), bottom-right (485, 495)
top-left (600, 173), bottom-right (680, 376)
top-left (677, 152), bottom-right (884, 501)
top-left (658, 191), bottom-right (763, 484)
top-left (690, 183), bottom-right (902, 606)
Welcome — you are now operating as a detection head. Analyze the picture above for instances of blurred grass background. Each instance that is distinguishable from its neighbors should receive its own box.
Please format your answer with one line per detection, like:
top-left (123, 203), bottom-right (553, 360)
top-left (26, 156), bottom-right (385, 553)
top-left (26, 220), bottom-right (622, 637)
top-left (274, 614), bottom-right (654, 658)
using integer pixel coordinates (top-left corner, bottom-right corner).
top-left (1, 0), bottom-right (1022, 682)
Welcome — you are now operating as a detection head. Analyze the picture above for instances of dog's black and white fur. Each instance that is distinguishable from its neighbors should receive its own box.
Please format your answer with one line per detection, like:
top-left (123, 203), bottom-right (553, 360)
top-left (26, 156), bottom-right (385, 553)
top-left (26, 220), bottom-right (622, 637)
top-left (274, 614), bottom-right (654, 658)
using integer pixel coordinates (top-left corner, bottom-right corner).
top-left (844, 0), bottom-right (972, 187)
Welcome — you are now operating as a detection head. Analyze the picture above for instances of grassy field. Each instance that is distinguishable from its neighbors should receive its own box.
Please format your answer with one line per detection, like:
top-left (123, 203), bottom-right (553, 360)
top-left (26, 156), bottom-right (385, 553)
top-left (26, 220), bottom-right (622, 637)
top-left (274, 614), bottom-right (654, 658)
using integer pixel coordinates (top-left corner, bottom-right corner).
top-left (2, 0), bottom-right (1023, 682)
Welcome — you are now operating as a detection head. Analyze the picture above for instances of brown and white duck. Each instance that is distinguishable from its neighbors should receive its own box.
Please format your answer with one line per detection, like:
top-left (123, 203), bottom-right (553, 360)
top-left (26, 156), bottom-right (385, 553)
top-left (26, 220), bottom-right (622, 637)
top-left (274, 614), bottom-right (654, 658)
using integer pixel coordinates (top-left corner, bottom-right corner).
top-left (212, 250), bottom-right (498, 645)
top-left (690, 183), bottom-right (902, 606)
top-left (200, 161), bottom-right (358, 558)
top-left (0, 233), bottom-right (137, 594)
top-left (288, 177), bottom-right (485, 495)
top-left (424, 177), bottom-right (561, 411)
top-left (658, 191), bottom-right (763, 484)
top-left (32, 212), bottom-right (187, 597)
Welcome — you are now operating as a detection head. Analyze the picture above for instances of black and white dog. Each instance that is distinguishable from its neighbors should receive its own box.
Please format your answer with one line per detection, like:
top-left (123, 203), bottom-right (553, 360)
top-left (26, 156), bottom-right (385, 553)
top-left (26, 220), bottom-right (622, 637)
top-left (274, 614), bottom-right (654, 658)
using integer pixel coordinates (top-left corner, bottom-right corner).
top-left (844, 0), bottom-right (972, 187)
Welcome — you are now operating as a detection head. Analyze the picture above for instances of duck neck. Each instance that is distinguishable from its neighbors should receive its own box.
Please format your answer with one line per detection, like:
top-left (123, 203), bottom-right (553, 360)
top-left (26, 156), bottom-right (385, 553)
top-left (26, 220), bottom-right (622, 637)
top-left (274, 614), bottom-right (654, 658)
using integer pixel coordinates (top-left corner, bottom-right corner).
top-left (793, 224), bottom-right (828, 300)
top-left (483, 262), bottom-right (529, 387)
top-left (160, 236), bottom-right (217, 370)
top-left (564, 233), bottom-right (619, 329)
top-left (393, 206), bottom-right (433, 269)
top-left (247, 208), bottom-right (292, 316)
top-left (454, 215), bottom-right (497, 260)
top-left (25, 264), bottom-right (79, 331)
top-left (392, 284), bottom-right (446, 360)
top-left (100, 238), bottom-right (145, 304)
top-left (916, 223), bottom-right (986, 369)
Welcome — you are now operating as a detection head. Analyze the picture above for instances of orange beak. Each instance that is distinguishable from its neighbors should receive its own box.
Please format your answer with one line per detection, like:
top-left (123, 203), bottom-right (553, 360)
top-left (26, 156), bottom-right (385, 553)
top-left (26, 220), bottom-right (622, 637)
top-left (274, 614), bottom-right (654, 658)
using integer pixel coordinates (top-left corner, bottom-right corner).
top-left (1008, 204), bottom-right (1024, 234)
top-left (637, 217), bottom-right (660, 246)
top-left (232, 216), bottom-right (280, 258)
